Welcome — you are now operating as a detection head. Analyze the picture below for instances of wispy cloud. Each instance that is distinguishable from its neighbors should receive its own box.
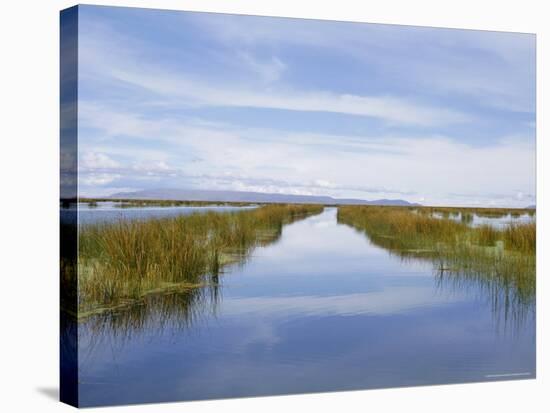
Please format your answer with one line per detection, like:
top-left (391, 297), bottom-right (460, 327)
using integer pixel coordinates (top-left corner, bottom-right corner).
top-left (79, 17), bottom-right (471, 127)
top-left (237, 52), bottom-right (287, 83)
top-left (78, 100), bottom-right (534, 206)
top-left (76, 6), bottom-right (536, 206)
top-left (188, 12), bottom-right (535, 113)
top-left (108, 67), bottom-right (470, 127)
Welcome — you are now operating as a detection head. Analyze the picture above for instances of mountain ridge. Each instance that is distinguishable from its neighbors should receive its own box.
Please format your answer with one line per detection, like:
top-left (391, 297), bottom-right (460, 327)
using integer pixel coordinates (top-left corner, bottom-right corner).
top-left (108, 188), bottom-right (421, 206)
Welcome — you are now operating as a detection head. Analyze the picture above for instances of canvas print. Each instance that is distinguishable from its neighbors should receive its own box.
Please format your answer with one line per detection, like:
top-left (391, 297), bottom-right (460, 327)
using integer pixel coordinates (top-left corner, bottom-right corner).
top-left (60, 5), bottom-right (536, 408)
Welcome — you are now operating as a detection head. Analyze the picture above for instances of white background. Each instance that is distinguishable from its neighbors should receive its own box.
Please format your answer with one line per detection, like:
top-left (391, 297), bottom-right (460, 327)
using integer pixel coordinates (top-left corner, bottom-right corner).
top-left (0, 0), bottom-right (547, 411)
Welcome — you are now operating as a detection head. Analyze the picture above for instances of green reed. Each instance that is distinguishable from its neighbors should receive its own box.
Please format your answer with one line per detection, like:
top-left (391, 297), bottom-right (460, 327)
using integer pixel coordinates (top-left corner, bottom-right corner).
top-left (337, 205), bottom-right (536, 316)
top-left (77, 204), bottom-right (322, 316)
top-left (340, 206), bottom-right (535, 254)
top-left (413, 205), bottom-right (534, 218)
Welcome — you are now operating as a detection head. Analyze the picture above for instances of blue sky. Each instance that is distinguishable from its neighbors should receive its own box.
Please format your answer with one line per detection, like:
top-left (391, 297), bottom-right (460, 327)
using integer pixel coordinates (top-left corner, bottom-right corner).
top-left (76, 5), bottom-right (536, 207)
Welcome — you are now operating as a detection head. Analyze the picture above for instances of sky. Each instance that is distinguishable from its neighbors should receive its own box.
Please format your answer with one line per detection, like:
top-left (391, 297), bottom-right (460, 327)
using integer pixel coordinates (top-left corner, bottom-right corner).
top-left (76, 5), bottom-right (536, 207)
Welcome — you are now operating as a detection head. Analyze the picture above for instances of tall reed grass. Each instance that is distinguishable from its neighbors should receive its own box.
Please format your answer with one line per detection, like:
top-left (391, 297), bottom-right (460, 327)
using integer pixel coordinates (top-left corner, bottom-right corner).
top-left (77, 204), bottom-right (322, 316)
top-left (337, 205), bottom-right (536, 315)
top-left (338, 206), bottom-right (535, 254)
top-left (413, 205), bottom-right (534, 218)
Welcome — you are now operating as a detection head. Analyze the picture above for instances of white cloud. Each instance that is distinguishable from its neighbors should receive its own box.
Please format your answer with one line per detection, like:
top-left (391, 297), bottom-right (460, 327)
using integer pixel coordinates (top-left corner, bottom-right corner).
top-left (80, 173), bottom-right (121, 186)
top-left (78, 23), bottom-right (470, 127)
top-left (238, 52), bottom-right (287, 83)
top-left (132, 160), bottom-right (174, 173)
top-left (77, 102), bottom-right (535, 206)
top-left (75, 14), bottom-right (535, 206)
top-left (190, 13), bottom-right (535, 113)
top-left (108, 67), bottom-right (469, 127)
top-left (78, 186), bottom-right (136, 197)
top-left (80, 152), bottom-right (120, 169)
top-left (313, 179), bottom-right (335, 189)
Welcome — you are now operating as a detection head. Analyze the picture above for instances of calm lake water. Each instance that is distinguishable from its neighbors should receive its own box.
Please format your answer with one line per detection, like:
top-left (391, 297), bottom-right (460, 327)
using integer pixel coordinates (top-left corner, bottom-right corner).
top-left (77, 202), bottom-right (258, 225)
top-left (77, 208), bottom-right (535, 407)
top-left (431, 211), bottom-right (535, 228)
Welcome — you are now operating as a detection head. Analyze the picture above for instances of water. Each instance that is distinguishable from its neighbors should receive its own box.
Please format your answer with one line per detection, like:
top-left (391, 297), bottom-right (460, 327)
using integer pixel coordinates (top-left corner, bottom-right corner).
top-left (470, 213), bottom-right (535, 228)
top-left (77, 208), bottom-right (535, 407)
top-left (77, 201), bottom-right (258, 225)
top-left (431, 211), bottom-right (535, 228)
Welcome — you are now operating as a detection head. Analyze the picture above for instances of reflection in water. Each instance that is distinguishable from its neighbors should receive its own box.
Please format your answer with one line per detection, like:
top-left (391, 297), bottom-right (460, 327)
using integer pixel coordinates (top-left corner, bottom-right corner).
top-left (80, 207), bottom-right (534, 337)
top-left (77, 209), bottom-right (291, 349)
top-left (364, 248), bottom-right (535, 332)
top-left (75, 208), bottom-right (535, 407)
top-left (433, 268), bottom-right (535, 333)
top-left (338, 211), bottom-right (535, 333)
top-left (82, 284), bottom-right (220, 341)
top-left (76, 204), bottom-right (320, 315)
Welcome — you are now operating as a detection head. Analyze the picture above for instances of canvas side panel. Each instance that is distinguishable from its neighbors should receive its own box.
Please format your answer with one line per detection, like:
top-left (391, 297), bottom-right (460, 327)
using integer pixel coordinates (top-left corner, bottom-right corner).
top-left (60, 5), bottom-right (79, 407)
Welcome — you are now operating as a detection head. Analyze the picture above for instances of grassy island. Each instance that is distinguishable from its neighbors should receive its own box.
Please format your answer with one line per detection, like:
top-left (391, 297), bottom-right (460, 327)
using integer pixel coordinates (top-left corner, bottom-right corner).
top-left (337, 205), bottom-right (535, 312)
top-left (72, 204), bottom-right (323, 318)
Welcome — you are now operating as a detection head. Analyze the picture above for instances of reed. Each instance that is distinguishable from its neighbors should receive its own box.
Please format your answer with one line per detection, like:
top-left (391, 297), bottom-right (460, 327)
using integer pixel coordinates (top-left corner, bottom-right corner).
top-left (77, 204), bottom-right (322, 316)
top-left (337, 205), bottom-right (535, 311)
top-left (504, 222), bottom-right (536, 254)
top-left (413, 205), bottom-right (534, 218)
top-left (338, 205), bottom-right (535, 254)
top-left (338, 206), bottom-right (468, 252)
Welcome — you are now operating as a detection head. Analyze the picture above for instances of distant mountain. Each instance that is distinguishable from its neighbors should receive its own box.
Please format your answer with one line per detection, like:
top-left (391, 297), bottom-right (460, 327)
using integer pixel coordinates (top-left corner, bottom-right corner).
top-left (526, 205), bottom-right (536, 209)
top-left (109, 188), bottom-right (421, 207)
